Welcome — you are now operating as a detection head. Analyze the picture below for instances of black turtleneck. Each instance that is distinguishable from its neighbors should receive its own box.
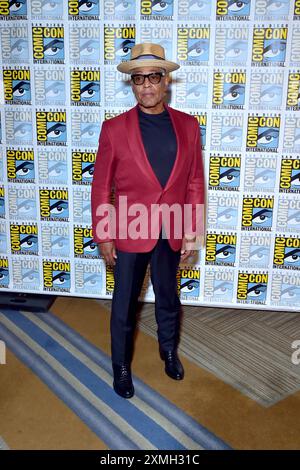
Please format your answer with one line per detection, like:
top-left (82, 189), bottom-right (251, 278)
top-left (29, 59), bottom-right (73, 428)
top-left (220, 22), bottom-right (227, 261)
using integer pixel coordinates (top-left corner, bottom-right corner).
top-left (137, 106), bottom-right (177, 189)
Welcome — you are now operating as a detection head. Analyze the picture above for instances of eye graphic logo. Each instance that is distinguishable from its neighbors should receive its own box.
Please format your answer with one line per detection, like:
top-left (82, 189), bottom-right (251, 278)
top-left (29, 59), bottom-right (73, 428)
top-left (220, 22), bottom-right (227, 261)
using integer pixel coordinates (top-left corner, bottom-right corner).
top-left (287, 73), bottom-right (300, 110)
top-left (74, 227), bottom-right (99, 259)
top-left (0, 258), bottom-right (9, 287)
top-left (104, 26), bottom-right (135, 64)
top-left (179, 267), bottom-right (200, 299)
top-left (216, 0), bottom-right (251, 19)
top-left (72, 151), bottom-right (95, 185)
top-left (68, 0), bottom-right (100, 19)
top-left (252, 27), bottom-right (288, 67)
top-left (280, 158), bottom-right (300, 193)
top-left (3, 69), bottom-right (31, 105)
top-left (242, 197), bottom-right (274, 231)
top-left (209, 155), bottom-right (241, 191)
top-left (10, 224), bottom-right (38, 255)
top-left (32, 26), bottom-right (64, 64)
top-left (0, 0), bottom-right (27, 18)
top-left (237, 272), bottom-right (268, 304)
top-left (274, 236), bottom-right (300, 270)
top-left (246, 115), bottom-right (280, 152)
top-left (205, 233), bottom-right (237, 266)
top-left (70, 70), bottom-right (100, 106)
top-left (36, 111), bottom-right (67, 146)
top-left (213, 72), bottom-right (246, 109)
top-left (6, 149), bottom-right (35, 183)
top-left (178, 0), bottom-right (212, 19)
top-left (43, 260), bottom-right (70, 292)
top-left (39, 189), bottom-right (69, 221)
top-left (140, 0), bottom-right (174, 18)
top-left (75, 262), bottom-right (102, 294)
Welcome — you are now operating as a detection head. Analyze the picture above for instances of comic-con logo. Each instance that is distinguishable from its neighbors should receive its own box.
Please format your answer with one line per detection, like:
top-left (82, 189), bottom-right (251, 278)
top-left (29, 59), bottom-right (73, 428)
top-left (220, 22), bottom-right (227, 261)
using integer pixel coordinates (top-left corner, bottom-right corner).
top-left (0, 24), bottom-right (29, 63)
top-left (295, 0), bottom-right (300, 20)
top-left (70, 69), bottom-right (100, 106)
top-left (32, 26), bottom-right (64, 63)
top-left (246, 115), bottom-right (280, 152)
top-left (271, 272), bottom-right (300, 307)
top-left (31, 0), bottom-right (63, 19)
top-left (237, 272), bottom-right (268, 304)
top-left (39, 188), bottom-right (69, 221)
top-left (72, 151), bottom-right (95, 185)
top-left (204, 269), bottom-right (234, 303)
top-left (36, 111), bottom-right (67, 146)
top-left (214, 25), bottom-right (249, 66)
top-left (205, 233), bottom-right (236, 266)
top-left (210, 113), bottom-right (243, 152)
top-left (34, 68), bottom-right (65, 106)
top-left (0, 187), bottom-right (4, 218)
top-left (216, 0), bottom-right (251, 20)
top-left (104, 0), bottom-right (136, 19)
top-left (71, 108), bottom-right (101, 148)
top-left (106, 264), bottom-right (114, 295)
top-left (287, 72), bottom-right (300, 110)
top-left (252, 27), bottom-right (288, 66)
top-left (68, 0), bottom-right (100, 19)
top-left (279, 158), bottom-right (300, 193)
top-left (209, 155), bottom-right (241, 191)
top-left (249, 69), bottom-right (284, 110)
top-left (6, 149), bottom-right (35, 183)
top-left (0, 258), bottom-right (9, 288)
top-left (73, 227), bottom-right (99, 258)
top-left (43, 260), bottom-right (70, 292)
top-left (212, 72), bottom-right (246, 109)
top-left (75, 261), bottom-right (102, 294)
top-left (0, 0), bottom-right (27, 19)
top-left (177, 26), bottom-right (210, 65)
top-left (140, 0), bottom-right (174, 19)
top-left (255, 0), bottom-right (290, 20)
top-left (192, 113), bottom-right (206, 148)
top-left (241, 196), bottom-right (274, 231)
top-left (12, 258), bottom-right (39, 290)
top-left (104, 26), bottom-right (135, 64)
top-left (179, 267), bottom-right (200, 300)
top-left (178, 0), bottom-right (211, 20)
top-left (3, 69), bottom-right (31, 104)
top-left (273, 236), bottom-right (300, 270)
top-left (10, 223), bottom-right (38, 255)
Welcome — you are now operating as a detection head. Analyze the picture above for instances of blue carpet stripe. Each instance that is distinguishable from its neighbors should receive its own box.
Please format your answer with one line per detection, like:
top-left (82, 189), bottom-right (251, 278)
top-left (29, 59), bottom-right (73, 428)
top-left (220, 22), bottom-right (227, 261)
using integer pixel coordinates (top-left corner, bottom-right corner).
top-left (0, 310), bottom-right (186, 450)
top-left (39, 310), bottom-right (231, 450)
top-left (0, 308), bottom-right (231, 450)
top-left (0, 321), bottom-right (137, 450)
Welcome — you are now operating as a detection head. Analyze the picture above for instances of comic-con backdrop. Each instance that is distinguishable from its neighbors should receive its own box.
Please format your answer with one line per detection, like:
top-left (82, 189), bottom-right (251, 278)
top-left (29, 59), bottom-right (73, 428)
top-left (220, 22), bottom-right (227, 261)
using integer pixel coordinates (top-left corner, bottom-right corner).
top-left (0, 0), bottom-right (300, 311)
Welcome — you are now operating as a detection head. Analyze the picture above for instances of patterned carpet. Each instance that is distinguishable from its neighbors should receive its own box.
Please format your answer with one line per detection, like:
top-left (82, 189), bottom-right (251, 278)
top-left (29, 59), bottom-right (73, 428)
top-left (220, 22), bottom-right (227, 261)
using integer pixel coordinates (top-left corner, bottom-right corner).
top-left (100, 299), bottom-right (300, 407)
top-left (0, 308), bottom-right (230, 450)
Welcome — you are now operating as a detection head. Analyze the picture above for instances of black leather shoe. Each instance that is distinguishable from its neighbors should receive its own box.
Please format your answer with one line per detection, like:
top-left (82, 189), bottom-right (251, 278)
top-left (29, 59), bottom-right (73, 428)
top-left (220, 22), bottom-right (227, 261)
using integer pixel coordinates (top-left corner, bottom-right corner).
top-left (112, 363), bottom-right (134, 399)
top-left (161, 350), bottom-right (184, 380)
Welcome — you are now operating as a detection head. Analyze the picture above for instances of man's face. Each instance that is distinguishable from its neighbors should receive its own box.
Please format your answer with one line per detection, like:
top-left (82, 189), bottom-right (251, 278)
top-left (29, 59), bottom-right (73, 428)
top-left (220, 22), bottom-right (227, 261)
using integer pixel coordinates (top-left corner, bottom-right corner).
top-left (130, 66), bottom-right (169, 111)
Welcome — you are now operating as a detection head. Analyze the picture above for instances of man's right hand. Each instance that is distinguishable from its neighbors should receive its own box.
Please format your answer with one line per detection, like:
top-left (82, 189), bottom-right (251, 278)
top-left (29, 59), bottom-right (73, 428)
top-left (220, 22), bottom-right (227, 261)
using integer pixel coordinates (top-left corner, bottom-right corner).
top-left (99, 241), bottom-right (117, 266)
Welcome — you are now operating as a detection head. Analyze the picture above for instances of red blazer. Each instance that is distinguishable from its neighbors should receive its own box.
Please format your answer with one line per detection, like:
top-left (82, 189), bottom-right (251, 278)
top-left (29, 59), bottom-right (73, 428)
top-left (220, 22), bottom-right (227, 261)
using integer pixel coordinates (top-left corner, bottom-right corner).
top-left (91, 102), bottom-right (205, 252)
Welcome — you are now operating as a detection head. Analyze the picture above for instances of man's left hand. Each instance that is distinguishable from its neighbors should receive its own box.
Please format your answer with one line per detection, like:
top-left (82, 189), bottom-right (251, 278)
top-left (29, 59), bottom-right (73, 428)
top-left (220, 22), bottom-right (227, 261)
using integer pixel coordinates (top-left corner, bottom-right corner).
top-left (180, 235), bottom-right (197, 262)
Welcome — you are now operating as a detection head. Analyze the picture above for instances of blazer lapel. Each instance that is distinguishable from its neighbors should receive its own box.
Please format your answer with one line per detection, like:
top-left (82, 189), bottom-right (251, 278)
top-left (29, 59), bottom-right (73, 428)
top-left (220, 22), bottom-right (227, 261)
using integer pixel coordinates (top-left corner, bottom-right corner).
top-left (126, 103), bottom-right (186, 192)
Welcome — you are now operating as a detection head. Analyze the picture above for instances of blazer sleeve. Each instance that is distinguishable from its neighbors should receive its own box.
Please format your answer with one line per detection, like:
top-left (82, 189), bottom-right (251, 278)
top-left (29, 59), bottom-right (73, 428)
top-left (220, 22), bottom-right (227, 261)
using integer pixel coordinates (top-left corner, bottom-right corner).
top-left (91, 121), bottom-right (116, 243)
top-left (184, 121), bottom-right (205, 244)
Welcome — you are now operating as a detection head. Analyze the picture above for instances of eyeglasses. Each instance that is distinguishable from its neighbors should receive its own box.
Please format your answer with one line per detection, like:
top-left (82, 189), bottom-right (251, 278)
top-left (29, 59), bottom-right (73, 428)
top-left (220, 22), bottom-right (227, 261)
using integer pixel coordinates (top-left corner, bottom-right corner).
top-left (131, 72), bottom-right (165, 85)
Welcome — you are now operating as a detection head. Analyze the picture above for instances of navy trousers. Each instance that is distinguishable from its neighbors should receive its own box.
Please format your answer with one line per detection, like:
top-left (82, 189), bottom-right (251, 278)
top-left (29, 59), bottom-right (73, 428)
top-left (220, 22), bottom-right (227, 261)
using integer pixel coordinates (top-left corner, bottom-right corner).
top-left (111, 231), bottom-right (182, 365)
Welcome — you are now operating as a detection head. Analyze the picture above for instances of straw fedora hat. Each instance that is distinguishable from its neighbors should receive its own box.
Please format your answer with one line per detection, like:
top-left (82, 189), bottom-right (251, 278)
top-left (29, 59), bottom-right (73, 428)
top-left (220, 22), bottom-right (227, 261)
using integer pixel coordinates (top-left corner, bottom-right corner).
top-left (117, 42), bottom-right (180, 74)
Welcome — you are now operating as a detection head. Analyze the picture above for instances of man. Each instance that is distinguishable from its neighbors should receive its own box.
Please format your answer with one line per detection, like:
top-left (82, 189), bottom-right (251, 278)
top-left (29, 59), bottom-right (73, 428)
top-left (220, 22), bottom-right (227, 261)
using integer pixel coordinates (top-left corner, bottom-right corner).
top-left (91, 43), bottom-right (205, 399)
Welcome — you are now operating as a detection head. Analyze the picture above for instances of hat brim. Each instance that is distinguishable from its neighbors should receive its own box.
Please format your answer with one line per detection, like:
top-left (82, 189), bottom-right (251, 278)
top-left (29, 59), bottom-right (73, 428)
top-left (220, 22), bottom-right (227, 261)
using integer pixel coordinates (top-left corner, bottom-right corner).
top-left (117, 59), bottom-right (180, 74)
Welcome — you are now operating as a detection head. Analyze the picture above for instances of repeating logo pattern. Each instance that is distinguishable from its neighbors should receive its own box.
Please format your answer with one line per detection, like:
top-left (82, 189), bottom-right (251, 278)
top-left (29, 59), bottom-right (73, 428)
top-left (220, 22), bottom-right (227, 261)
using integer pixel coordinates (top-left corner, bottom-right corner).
top-left (0, 0), bottom-right (299, 310)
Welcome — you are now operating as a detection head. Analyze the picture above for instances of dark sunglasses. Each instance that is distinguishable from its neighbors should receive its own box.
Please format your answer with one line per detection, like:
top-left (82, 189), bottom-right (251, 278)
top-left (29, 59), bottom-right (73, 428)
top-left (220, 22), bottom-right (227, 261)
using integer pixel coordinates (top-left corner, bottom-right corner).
top-left (131, 72), bottom-right (166, 85)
